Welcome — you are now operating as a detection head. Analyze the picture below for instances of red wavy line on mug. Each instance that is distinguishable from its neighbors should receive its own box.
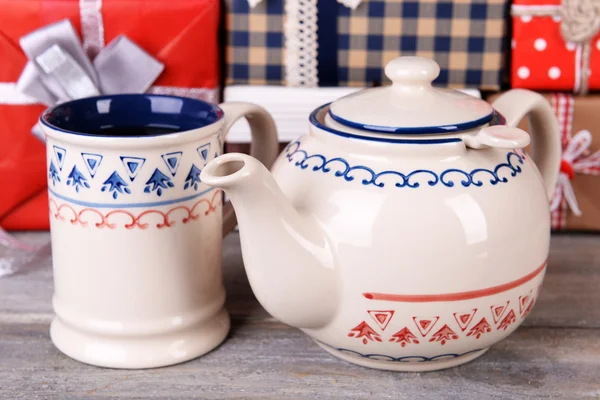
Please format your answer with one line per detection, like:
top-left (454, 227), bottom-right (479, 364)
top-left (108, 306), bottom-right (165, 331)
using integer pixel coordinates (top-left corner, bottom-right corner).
top-left (48, 189), bottom-right (222, 230)
top-left (363, 261), bottom-right (547, 303)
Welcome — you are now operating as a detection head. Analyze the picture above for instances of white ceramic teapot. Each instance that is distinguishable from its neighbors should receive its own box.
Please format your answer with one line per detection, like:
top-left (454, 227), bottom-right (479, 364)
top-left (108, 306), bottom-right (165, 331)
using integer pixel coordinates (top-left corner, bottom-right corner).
top-left (201, 57), bottom-right (561, 371)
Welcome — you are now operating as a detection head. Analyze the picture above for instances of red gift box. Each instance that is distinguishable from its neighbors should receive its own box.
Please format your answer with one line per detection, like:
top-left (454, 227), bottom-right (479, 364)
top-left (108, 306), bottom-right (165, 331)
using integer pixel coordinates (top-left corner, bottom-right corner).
top-left (0, 0), bottom-right (220, 230)
top-left (511, 0), bottom-right (600, 93)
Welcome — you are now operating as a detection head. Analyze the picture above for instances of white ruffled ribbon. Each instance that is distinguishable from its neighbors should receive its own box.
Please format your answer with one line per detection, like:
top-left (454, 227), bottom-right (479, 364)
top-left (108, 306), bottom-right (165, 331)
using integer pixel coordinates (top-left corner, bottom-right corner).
top-left (550, 129), bottom-right (600, 216)
top-left (249, 0), bottom-right (363, 9)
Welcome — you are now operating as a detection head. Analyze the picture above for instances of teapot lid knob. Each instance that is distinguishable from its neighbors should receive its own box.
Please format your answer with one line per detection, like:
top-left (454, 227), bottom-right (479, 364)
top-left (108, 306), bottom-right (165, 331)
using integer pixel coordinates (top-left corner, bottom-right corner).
top-left (326, 56), bottom-right (493, 135)
top-left (385, 56), bottom-right (440, 89)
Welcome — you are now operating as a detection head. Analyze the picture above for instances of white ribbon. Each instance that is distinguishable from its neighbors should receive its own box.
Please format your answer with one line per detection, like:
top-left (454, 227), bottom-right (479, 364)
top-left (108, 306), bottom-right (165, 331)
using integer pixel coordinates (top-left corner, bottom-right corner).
top-left (79, 0), bottom-right (105, 58)
top-left (550, 129), bottom-right (600, 216)
top-left (550, 173), bottom-right (581, 216)
top-left (249, 0), bottom-right (363, 9)
top-left (285, 0), bottom-right (319, 87)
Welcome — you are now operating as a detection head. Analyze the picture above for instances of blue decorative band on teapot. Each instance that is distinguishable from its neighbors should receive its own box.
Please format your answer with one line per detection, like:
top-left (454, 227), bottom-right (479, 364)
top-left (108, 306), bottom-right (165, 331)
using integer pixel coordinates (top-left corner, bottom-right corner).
top-left (284, 141), bottom-right (527, 189)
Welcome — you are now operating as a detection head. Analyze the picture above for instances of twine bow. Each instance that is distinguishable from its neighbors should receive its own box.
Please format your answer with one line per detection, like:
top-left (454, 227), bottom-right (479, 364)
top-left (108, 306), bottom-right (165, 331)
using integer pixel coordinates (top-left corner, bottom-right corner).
top-left (560, 0), bottom-right (600, 94)
top-left (560, 0), bottom-right (600, 43)
top-left (16, 19), bottom-right (164, 141)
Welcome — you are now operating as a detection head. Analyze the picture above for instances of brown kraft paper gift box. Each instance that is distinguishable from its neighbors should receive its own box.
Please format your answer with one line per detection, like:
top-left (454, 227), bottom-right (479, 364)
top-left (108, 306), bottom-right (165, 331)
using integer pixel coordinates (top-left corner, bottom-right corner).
top-left (487, 92), bottom-right (600, 231)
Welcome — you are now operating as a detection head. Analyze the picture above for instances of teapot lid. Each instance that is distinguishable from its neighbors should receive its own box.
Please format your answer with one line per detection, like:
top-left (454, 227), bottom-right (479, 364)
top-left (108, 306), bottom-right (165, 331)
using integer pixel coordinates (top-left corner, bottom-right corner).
top-left (328, 57), bottom-right (494, 134)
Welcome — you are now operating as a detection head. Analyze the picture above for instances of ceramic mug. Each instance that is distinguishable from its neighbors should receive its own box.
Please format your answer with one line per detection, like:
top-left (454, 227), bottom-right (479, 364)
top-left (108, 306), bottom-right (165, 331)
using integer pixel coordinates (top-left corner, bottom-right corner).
top-left (40, 94), bottom-right (278, 368)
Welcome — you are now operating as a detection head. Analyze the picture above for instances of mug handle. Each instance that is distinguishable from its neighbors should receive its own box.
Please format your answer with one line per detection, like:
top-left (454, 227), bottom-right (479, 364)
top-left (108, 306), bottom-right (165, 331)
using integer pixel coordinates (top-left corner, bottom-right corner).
top-left (217, 102), bottom-right (279, 236)
top-left (491, 89), bottom-right (561, 200)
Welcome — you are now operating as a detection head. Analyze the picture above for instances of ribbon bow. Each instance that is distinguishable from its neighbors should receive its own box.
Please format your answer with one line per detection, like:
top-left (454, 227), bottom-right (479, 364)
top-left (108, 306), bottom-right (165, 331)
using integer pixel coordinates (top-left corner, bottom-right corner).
top-left (550, 129), bottom-right (600, 216)
top-left (16, 19), bottom-right (164, 140)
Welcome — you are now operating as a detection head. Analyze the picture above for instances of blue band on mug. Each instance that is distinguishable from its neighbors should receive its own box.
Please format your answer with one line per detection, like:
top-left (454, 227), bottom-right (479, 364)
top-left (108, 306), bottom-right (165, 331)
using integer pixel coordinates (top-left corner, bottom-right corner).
top-left (40, 94), bottom-right (224, 137)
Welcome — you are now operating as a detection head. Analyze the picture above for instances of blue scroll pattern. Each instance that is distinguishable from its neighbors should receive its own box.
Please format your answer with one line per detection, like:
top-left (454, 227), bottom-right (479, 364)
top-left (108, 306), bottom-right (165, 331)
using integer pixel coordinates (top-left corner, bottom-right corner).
top-left (284, 141), bottom-right (526, 189)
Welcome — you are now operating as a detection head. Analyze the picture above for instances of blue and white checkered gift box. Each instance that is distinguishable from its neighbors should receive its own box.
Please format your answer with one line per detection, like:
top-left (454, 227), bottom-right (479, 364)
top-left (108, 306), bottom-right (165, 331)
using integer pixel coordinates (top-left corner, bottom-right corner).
top-left (225, 0), bottom-right (509, 90)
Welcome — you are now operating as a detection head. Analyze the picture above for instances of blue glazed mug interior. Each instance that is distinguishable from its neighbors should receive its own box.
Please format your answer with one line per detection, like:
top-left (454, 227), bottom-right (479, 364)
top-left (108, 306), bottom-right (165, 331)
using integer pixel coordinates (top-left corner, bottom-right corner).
top-left (40, 94), bottom-right (223, 137)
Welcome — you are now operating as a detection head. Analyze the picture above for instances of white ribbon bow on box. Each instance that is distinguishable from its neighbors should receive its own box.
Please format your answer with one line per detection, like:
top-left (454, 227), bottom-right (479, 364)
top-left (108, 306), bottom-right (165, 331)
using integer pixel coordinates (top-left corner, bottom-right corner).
top-left (550, 129), bottom-right (600, 217)
top-left (16, 19), bottom-right (164, 141)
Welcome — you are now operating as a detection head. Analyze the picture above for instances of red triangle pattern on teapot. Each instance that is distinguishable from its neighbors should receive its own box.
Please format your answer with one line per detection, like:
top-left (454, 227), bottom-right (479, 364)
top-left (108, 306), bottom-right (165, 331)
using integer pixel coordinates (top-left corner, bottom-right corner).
top-left (368, 310), bottom-right (395, 331)
top-left (466, 318), bottom-right (493, 339)
top-left (519, 290), bottom-right (533, 315)
top-left (347, 321), bottom-right (382, 345)
top-left (388, 327), bottom-right (420, 347)
top-left (412, 316), bottom-right (440, 337)
top-left (453, 309), bottom-right (478, 332)
top-left (346, 284), bottom-right (541, 348)
top-left (428, 324), bottom-right (459, 345)
top-left (490, 301), bottom-right (510, 324)
top-left (498, 310), bottom-right (518, 331)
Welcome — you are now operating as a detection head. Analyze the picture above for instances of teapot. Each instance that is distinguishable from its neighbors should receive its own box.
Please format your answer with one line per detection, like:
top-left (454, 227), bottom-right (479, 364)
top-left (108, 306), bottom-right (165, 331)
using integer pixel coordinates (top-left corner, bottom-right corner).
top-left (200, 57), bottom-right (561, 371)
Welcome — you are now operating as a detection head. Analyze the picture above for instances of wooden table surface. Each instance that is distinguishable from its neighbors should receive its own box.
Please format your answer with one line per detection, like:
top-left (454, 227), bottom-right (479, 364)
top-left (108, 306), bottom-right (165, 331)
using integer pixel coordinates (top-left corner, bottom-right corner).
top-left (1, 232), bottom-right (599, 399)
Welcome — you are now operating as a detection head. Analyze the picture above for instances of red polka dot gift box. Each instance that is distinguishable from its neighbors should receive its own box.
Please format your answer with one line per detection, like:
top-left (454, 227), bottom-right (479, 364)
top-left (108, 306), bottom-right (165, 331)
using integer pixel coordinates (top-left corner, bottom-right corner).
top-left (511, 0), bottom-right (600, 94)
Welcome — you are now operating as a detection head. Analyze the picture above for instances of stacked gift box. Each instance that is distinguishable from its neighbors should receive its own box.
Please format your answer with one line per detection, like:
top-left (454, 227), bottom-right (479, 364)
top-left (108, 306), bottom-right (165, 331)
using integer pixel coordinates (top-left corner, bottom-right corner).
top-left (224, 0), bottom-right (600, 232)
top-left (223, 0), bottom-right (508, 148)
top-left (487, 0), bottom-right (600, 231)
top-left (2, 0), bottom-right (600, 232)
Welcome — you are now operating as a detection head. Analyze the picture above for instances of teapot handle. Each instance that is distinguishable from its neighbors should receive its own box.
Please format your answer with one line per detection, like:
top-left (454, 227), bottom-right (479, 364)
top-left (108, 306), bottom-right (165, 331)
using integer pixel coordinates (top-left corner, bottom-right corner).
top-left (491, 89), bottom-right (561, 200)
top-left (218, 102), bottom-right (279, 236)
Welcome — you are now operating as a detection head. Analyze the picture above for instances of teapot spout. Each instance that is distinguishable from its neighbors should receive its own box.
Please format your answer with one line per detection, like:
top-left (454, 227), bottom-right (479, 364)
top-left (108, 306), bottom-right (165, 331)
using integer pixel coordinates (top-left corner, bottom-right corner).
top-left (201, 154), bottom-right (338, 329)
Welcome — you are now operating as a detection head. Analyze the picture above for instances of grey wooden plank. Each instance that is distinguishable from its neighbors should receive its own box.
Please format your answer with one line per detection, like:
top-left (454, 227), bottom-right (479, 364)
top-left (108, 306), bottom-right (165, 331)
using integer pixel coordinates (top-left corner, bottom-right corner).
top-left (1, 233), bottom-right (599, 328)
top-left (0, 321), bottom-right (599, 400)
top-left (530, 234), bottom-right (600, 328)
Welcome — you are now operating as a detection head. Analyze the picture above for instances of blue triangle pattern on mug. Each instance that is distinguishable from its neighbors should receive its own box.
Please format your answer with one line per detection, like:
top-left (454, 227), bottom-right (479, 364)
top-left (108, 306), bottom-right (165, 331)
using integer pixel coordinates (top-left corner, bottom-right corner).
top-left (53, 146), bottom-right (67, 170)
top-left (119, 156), bottom-right (146, 181)
top-left (161, 151), bottom-right (183, 176)
top-left (81, 152), bottom-right (103, 178)
top-left (197, 143), bottom-right (211, 162)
